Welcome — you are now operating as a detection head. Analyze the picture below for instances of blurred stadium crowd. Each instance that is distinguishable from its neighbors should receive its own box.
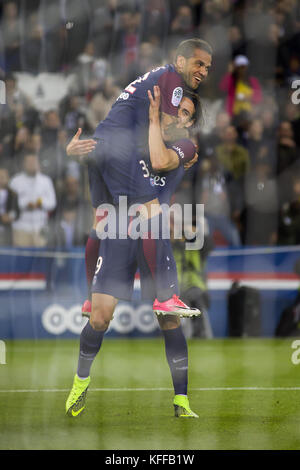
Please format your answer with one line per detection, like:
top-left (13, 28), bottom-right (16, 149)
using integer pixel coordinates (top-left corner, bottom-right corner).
top-left (0, 0), bottom-right (300, 248)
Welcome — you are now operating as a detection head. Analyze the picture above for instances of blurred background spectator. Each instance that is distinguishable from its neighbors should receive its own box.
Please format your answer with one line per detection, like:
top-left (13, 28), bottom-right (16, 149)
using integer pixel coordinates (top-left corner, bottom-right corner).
top-left (9, 153), bottom-right (56, 247)
top-left (278, 173), bottom-right (300, 245)
top-left (219, 55), bottom-right (263, 134)
top-left (1, 0), bottom-right (21, 73)
top-left (195, 156), bottom-right (241, 247)
top-left (49, 174), bottom-right (92, 248)
top-left (0, 166), bottom-right (19, 245)
top-left (241, 160), bottom-right (278, 246)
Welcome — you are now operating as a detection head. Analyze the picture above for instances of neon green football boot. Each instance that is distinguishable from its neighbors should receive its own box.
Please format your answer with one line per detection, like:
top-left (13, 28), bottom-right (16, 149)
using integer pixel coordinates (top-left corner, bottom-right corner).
top-left (65, 374), bottom-right (90, 417)
top-left (173, 395), bottom-right (199, 418)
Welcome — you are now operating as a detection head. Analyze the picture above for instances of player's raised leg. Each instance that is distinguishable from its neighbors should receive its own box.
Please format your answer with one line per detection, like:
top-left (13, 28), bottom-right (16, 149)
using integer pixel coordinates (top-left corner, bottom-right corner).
top-left (140, 212), bottom-right (201, 318)
top-left (157, 314), bottom-right (198, 418)
top-left (65, 292), bottom-right (117, 417)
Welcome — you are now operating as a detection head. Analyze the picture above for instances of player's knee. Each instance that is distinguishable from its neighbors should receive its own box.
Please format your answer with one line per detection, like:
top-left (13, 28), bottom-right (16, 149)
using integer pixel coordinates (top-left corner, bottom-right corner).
top-left (90, 315), bottom-right (110, 332)
top-left (90, 293), bottom-right (116, 331)
top-left (90, 305), bottom-right (113, 331)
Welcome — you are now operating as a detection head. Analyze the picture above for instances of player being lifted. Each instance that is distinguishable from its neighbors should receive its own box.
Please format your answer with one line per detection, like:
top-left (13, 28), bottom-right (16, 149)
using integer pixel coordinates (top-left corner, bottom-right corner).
top-left (65, 83), bottom-right (203, 419)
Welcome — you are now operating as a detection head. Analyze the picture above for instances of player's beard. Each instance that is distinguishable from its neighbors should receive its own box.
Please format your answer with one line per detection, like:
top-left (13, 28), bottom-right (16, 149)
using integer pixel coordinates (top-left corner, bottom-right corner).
top-left (181, 70), bottom-right (200, 91)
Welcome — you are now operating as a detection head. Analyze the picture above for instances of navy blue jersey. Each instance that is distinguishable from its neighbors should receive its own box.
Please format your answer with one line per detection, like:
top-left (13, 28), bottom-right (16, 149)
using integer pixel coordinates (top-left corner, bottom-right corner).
top-left (139, 138), bottom-right (196, 205)
top-left (92, 64), bottom-right (186, 203)
top-left (94, 64), bottom-right (184, 153)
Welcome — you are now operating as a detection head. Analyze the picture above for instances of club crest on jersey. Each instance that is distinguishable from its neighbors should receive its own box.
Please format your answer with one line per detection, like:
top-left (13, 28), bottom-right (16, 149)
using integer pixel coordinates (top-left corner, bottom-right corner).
top-left (171, 87), bottom-right (183, 107)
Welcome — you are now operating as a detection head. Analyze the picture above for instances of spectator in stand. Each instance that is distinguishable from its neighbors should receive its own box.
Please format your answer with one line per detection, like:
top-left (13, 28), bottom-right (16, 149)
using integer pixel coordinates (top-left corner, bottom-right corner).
top-left (20, 12), bottom-right (43, 75)
top-left (5, 74), bottom-right (30, 111)
top-left (0, 74), bottom-right (31, 165)
top-left (242, 2), bottom-right (280, 85)
top-left (195, 156), bottom-right (241, 247)
top-left (62, 95), bottom-right (89, 138)
top-left (140, 0), bottom-right (169, 46)
top-left (285, 54), bottom-right (300, 87)
top-left (216, 124), bottom-right (250, 181)
top-left (1, 1), bottom-right (21, 73)
top-left (170, 5), bottom-right (194, 40)
top-left (242, 161), bottom-right (278, 246)
top-left (73, 41), bottom-right (109, 96)
top-left (198, 110), bottom-right (231, 160)
top-left (0, 167), bottom-right (19, 246)
top-left (261, 107), bottom-right (278, 141)
top-left (89, 0), bottom-right (115, 59)
top-left (61, 0), bottom-right (91, 70)
top-left (126, 41), bottom-right (162, 85)
top-left (85, 76), bottom-right (121, 131)
top-left (50, 175), bottom-right (92, 248)
top-left (26, 132), bottom-right (42, 156)
top-left (39, 109), bottom-right (64, 181)
top-left (278, 174), bottom-right (300, 245)
top-left (245, 118), bottom-right (275, 170)
top-left (228, 26), bottom-right (246, 58)
top-left (276, 120), bottom-right (300, 206)
top-left (110, 9), bottom-right (141, 87)
top-left (13, 125), bottom-right (31, 169)
top-left (219, 55), bottom-right (263, 131)
top-left (284, 101), bottom-right (300, 149)
top-left (9, 153), bottom-right (56, 247)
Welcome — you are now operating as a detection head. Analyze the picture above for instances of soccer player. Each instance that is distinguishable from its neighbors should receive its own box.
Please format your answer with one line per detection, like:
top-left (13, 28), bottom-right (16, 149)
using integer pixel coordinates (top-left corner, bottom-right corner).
top-left (69, 38), bottom-right (212, 317)
top-left (67, 89), bottom-right (201, 316)
top-left (65, 86), bottom-right (202, 418)
top-left (90, 39), bottom-right (211, 316)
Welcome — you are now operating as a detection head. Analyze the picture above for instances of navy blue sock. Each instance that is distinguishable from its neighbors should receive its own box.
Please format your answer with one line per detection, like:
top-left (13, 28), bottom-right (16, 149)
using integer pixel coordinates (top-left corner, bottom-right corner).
top-left (162, 326), bottom-right (188, 395)
top-left (155, 238), bottom-right (179, 302)
top-left (142, 213), bottom-right (179, 302)
top-left (77, 321), bottom-right (104, 378)
top-left (85, 229), bottom-right (100, 299)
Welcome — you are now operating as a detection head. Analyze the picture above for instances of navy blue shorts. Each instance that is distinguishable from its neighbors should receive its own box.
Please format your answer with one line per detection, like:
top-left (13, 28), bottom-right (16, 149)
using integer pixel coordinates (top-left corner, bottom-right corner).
top-left (91, 236), bottom-right (156, 302)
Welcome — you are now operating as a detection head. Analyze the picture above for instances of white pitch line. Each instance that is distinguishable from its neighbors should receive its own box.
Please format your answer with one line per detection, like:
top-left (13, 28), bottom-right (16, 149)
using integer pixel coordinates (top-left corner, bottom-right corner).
top-left (0, 387), bottom-right (300, 393)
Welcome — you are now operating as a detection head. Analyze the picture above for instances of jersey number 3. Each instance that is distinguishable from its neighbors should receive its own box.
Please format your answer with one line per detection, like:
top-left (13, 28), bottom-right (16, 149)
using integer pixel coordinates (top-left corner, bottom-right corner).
top-left (139, 160), bottom-right (150, 178)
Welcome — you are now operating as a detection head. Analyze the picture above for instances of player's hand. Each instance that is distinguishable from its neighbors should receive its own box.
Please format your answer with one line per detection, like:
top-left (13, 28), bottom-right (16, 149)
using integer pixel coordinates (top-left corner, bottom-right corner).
top-left (148, 86), bottom-right (161, 123)
top-left (66, 128), bottom-right (97, 157)
top-left (184, 152), bottom-right (198, 170)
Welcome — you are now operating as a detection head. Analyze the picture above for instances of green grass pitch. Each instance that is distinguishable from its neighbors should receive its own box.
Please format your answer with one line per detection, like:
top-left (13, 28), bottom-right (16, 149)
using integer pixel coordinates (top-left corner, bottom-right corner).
top-left (0, 337), bottom-right (300, 450)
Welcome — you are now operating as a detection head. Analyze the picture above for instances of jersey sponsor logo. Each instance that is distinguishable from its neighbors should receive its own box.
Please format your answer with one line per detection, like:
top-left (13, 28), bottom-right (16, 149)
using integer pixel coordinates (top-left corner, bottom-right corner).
top-left (171, 86), bottom-right (183, 107)
top-left (107, 303), bottom-right (159, 334)
top-left (117, 92), bottom-right (129, 101)
top-left (150, 174), bottom-right (166, 187)
top-left (172, 145), bottom-right (185, 160)
top-left (41, 304), bottom-right (86, 335)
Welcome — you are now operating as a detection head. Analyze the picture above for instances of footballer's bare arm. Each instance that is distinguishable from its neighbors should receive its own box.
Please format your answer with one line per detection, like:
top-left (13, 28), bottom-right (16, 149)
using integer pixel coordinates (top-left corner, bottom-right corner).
top-left (148, 86), bottom-right (181, 172)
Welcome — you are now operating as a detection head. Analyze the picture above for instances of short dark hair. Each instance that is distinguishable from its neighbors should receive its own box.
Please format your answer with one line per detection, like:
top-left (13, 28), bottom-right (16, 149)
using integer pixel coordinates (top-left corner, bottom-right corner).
top-left (175, 38), bottom-right (213, 61)
top-left (182, 88), bottom-right (203, 130)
